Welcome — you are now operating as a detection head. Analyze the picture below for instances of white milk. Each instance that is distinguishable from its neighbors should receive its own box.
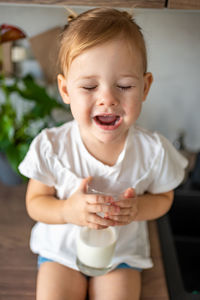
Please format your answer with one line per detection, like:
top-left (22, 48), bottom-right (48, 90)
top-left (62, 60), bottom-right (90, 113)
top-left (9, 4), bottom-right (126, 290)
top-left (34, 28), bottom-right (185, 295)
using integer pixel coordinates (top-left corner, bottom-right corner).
top-left (76, 227), bottom-right (117, 269)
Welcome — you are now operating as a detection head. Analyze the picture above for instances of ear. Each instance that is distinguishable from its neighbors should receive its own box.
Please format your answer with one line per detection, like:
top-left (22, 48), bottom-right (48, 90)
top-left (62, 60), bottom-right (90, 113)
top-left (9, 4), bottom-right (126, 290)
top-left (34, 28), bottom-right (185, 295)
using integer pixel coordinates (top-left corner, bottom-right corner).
top-left (142, 72), bottom-right (153, 102)
top-left (57, 74), bottom-right (70, 104)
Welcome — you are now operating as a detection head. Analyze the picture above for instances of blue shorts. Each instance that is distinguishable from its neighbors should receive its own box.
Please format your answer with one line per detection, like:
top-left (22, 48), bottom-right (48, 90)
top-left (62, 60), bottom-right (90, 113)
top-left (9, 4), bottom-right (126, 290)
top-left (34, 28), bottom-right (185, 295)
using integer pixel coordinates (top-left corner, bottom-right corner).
top-left (37, 255), bottom-right (142, 273)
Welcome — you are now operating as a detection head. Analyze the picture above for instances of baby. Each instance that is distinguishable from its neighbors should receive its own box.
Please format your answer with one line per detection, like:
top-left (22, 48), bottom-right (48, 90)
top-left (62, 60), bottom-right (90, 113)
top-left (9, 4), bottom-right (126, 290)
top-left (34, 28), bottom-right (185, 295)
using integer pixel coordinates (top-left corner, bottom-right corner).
top-left (19, 7), bottom-right (188, 300)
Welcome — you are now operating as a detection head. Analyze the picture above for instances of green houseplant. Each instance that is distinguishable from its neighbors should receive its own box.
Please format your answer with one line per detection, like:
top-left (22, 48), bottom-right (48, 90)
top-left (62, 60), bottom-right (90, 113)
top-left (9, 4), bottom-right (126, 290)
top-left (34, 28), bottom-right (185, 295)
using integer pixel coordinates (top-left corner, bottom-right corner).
top-left (0, 73), bottom-right (70, 184)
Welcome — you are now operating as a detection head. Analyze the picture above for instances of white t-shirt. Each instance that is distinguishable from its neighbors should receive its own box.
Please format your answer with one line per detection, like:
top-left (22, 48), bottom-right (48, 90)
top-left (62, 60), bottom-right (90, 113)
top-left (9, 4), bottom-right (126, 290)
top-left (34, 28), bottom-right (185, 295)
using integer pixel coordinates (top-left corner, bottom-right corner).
top-left (19, 120), bottom-right (188, 270)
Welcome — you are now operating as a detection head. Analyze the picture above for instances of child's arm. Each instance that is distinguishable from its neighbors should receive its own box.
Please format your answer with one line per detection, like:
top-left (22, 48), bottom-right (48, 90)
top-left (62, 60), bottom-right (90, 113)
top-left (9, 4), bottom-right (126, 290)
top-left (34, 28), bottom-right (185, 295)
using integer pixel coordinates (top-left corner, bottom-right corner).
top-left (26, 177), bottom-right (120, 229)
top-left (108, 189), bottom-right (174, 225)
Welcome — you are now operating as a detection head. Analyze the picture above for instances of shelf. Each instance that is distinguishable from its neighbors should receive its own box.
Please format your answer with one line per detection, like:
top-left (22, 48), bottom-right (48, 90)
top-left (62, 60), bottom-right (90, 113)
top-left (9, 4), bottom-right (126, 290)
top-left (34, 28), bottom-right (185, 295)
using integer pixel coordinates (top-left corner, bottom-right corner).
top-left (0, 0), bottom-right (166, 9)
top-left (168, 0), bottom-right (200, 9)
top-left (1, 0), bottom-right (200, 9)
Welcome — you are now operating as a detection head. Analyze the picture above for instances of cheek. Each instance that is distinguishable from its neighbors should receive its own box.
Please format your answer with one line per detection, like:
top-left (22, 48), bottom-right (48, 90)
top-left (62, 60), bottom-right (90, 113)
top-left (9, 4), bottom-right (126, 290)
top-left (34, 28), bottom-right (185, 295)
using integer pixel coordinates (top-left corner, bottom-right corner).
top-left (125, 94), bottom-right (142, 111)
top-left (126, 88), bottom-right (144, 114)
top-left (69, 96), bottom-right (92, 122)
top-left (124, 98), bottom-right (142, 121)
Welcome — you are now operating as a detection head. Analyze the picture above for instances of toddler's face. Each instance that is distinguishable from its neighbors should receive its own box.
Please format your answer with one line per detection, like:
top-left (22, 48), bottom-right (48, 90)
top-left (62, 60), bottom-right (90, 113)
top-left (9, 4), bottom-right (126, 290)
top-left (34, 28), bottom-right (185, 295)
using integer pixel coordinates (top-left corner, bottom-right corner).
top-left (58, 37), bottom-right (153, 147)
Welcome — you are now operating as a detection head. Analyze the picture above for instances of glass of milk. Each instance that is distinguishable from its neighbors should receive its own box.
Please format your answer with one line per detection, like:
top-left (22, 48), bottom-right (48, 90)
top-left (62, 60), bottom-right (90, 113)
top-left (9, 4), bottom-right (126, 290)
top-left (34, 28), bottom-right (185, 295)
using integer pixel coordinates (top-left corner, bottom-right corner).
top-left (76, 187), bottom-right (118, 276)
top-left (76, 226), bottom-right (117, 276)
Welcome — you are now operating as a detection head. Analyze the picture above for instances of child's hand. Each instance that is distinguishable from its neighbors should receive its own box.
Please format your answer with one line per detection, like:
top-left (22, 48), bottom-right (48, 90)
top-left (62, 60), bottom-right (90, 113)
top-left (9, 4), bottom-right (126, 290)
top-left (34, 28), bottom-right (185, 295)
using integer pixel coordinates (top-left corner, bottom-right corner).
top-left (62, 177), bottom-right (120, 229)
top-left (106, 188), bottom-right (138, 226)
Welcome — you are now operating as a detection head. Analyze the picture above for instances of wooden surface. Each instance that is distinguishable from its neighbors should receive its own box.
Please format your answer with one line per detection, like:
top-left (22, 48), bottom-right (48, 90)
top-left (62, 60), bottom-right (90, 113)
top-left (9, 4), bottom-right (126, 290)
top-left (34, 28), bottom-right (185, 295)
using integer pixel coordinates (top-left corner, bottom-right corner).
top-left (0, 0), bottom-right (165, 8)
top-left (168, 0), bottom-right (200, 9)
top-left (0, 182), bottom-right (36, 300)
top-left (0, 0), bottom-right (200, 9)
top-left (0, 181), bottom-right (169, 299)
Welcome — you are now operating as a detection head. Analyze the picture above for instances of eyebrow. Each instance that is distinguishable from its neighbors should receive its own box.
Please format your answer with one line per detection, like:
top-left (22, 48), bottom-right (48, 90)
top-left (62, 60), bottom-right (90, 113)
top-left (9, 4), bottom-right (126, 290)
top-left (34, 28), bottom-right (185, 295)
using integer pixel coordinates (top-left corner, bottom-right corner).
top-left (75, 74), bottom-right (140, 82)
top-left (73, 77), bottom-right (98, 84)
top-left (75, 76), bottom-right (99, 81)
top-left (118, 74), bottom-right (140, 80)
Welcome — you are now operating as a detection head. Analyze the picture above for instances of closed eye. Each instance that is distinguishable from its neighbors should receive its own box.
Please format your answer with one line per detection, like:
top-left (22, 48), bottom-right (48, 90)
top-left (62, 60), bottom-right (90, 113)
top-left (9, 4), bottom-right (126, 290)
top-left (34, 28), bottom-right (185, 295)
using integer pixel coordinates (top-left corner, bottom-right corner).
top-left (117, 86), bottom-right (133, 91)
top-left (82, 86), bottom-right (97, 91)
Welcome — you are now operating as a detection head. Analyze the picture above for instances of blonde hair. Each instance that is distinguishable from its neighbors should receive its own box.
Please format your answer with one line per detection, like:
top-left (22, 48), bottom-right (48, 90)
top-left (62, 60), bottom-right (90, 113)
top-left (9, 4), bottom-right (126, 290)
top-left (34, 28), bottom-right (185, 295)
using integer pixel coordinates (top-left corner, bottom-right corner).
top-left (59, 8), bottom-right (147, 76)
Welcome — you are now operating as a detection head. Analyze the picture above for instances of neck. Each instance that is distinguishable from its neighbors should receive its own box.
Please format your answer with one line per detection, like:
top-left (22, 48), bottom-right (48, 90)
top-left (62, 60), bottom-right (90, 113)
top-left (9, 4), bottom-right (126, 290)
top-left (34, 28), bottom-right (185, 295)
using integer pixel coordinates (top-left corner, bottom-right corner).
top-left (81, 132), bottom-right (128, 166)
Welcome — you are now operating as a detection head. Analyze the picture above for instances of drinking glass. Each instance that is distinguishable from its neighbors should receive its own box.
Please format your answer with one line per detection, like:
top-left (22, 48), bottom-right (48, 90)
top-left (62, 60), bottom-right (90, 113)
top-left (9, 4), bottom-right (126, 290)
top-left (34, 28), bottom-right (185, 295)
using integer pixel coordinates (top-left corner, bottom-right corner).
top-left (76, 187), bottom-right (118, 276)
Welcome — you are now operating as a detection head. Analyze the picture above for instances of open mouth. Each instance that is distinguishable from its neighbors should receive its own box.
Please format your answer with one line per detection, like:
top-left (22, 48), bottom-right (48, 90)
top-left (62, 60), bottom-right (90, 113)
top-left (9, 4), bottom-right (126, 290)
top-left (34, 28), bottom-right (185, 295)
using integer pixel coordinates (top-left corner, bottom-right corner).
top-left (93, 114), bottom-right (122, 130)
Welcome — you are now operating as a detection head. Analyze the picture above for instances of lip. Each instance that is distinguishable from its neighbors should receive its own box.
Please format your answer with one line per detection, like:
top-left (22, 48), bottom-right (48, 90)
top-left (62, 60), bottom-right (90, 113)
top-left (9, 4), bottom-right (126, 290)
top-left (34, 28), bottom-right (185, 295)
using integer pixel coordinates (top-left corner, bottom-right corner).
top-left (92, 113), bottom-right (123, 131)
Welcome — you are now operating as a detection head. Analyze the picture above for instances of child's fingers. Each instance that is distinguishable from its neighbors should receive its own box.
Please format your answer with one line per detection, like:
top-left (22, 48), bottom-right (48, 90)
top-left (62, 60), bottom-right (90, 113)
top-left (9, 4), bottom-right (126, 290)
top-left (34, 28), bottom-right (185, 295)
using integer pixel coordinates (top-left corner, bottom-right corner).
top-left (109, 207), bottom-right (130, 216)
top-left (87, 213), bottom-right (116, 228)
top-left (114, 198), bottom-right (136, 208)
top-left (87, 203), bottom-right (120, 214)
top-left (111, 215), bottom-right (130, 222)
top-left (109, 213), bottom-right (137, 224)
top-left (79, 177), bottom-right (93, 193)
top-left (124, 188), bottom-right (136, 198)
top-left (86, 194), bottom-right (113, 204)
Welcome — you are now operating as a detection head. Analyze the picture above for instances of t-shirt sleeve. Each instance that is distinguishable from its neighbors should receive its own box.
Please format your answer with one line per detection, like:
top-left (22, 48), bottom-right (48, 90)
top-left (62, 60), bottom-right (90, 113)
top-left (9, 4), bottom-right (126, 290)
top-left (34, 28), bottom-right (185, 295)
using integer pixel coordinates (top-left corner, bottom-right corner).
top-left (147, 134), bottom-right (188, 194)
top-left (18, 130), bottom-right (55, 186)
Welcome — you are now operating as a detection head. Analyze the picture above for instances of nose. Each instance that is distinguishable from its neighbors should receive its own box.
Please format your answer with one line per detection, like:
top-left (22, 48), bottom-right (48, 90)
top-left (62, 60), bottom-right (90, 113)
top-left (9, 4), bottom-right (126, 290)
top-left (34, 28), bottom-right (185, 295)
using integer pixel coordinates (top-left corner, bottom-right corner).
top-left (96, 89), bottom-right (119, 107)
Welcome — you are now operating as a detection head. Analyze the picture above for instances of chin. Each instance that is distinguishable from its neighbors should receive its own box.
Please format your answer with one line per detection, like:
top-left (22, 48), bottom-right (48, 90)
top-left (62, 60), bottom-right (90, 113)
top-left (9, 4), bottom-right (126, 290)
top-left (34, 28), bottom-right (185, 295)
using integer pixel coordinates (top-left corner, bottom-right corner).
top-left (95, 130), bottom-right (126, 145)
